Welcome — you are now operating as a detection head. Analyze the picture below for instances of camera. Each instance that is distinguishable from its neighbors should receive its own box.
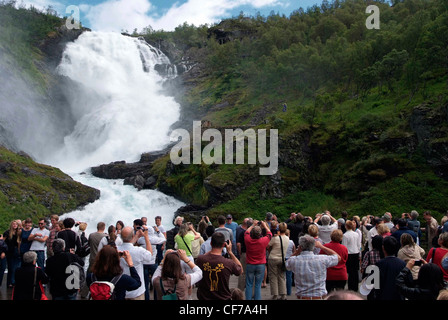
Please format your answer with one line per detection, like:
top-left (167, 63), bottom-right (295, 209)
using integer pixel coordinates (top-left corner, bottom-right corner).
top-left (257, 221), bottom-right (262, 226)
top-left (414, 260), bottom-right (422, 266)
top-left (136, 226), bottom-right (144, 231)
top-left (118, 251), bottom-right (124, 257)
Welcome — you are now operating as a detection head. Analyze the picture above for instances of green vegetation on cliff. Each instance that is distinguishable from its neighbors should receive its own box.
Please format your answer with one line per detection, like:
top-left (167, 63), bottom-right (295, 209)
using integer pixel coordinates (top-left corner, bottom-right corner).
top-left (0, 1), bottom-right (64, 90)
top-left (0, 146), bottom-right (100, 230)
top-left (142, 0), bottom-right (448, 224)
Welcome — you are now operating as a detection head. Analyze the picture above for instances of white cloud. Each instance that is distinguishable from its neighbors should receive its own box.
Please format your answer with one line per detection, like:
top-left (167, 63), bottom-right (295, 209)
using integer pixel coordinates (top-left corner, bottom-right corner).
top-left (80, 0), bottom-right (285, 32)
top-left (82, 0), bottom-right (153, 32)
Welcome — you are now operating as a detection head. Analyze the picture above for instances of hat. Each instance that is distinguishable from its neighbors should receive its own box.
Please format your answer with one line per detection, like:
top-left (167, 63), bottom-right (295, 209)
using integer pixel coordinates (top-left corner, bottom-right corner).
top-left (226, 214), bottom-right (232, 219)
top-left (359, 277), bottom-right (374, 296)
top-left (382, 215), bottom-right (391, 222)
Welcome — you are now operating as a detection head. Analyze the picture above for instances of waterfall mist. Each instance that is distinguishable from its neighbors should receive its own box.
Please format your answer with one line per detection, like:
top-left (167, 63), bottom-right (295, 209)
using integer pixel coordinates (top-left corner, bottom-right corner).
top-left (1, 31), bottom-right (185, 232)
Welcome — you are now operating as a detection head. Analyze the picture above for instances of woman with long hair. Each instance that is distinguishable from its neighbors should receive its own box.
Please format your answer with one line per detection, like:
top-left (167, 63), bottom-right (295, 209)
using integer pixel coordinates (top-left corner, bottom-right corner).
top-left (98, 225), bottom-right (123, 252)
top-left (175, 223), bottom-right (201, 271)
top-left (86, 245), bottom-right (141, 300)
top-left (115, 220), bottom-right (124, 235)
top-left (4, 220), bottom-right (22, 287)
top-left (152, 249), bottom-right (202, 300)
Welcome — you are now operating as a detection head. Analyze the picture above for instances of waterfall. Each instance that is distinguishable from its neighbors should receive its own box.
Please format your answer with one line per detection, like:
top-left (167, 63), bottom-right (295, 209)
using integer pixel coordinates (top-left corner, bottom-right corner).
top-left (47, 31), bottom-right (180, 173)
top-left (49, 31), bottom-right (185, 233)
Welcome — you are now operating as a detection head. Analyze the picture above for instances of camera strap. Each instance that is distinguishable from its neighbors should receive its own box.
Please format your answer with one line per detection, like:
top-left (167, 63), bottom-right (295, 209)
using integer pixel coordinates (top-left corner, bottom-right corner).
top-left (280, 236), bottom-right (286, 269)
top-left (181, 236), bottom-right (193, 256)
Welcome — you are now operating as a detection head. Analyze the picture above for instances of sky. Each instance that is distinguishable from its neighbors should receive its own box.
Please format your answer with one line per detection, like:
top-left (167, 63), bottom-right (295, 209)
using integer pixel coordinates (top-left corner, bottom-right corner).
top-left (18, 0), bottom-right (322, 32)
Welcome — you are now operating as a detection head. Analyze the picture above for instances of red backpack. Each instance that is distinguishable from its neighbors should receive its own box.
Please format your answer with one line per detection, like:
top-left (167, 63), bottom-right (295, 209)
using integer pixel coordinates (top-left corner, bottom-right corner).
top-left (89, 274), bottom-right (122, 300)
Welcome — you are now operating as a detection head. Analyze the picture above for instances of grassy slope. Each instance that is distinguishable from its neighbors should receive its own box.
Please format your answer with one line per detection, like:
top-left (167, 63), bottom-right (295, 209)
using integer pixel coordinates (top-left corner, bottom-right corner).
top-left (145, 6), bottom-right (448, 222)
top-left (0, 146), bottom-right (99, 230)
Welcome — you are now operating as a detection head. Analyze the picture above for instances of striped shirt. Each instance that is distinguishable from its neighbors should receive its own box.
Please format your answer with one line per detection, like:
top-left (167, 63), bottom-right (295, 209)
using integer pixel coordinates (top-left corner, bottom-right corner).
top-left (286, 251), bottom-right (338, 297)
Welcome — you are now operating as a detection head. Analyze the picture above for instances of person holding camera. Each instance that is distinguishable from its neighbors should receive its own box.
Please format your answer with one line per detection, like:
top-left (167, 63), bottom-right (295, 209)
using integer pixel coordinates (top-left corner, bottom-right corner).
top-left (244, 219), bottom-right (272, 300)
top-left (153, 249), bottom-right (202, 300)
top-left (116, 226), bottom-right (152, 300)
top-left (314, 212), bottom-right (337, 244)
top-left (87, 245), bottom-right (141, 300)
top-left (134, 219), bottom-right (166, 300)
top-left (396, 259), bottom-right (445, 300)
top-left (174, 222), bottom-right (201, 273)
top-left (196, 232), bottom-right (242, 300)
top-left (286, 234), bottom-right (340, 300)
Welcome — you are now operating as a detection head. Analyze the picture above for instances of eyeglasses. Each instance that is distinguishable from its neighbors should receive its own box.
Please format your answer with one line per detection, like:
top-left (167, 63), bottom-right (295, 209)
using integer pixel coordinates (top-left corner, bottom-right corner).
top-left (38, 223), bottom-right (45, 225)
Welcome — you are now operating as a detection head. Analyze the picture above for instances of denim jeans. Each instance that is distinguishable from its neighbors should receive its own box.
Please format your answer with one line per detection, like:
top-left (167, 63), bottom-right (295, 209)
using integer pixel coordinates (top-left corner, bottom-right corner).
top-left (285, 270), bottom-right (293, 295)
top-left (245, 263), bottom-right (265, 300)
top-left (144, 264), bottom-right (158, 300)
top-left (34, 250), bottom-right (46, 272)
top-left (6, 249), bottom-right (21, 286)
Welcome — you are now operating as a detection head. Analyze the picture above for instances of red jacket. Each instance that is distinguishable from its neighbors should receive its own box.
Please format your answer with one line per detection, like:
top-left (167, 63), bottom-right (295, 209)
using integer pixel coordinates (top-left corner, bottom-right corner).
top-left (426, 247), bottom-right (448, 281)
top-left (321, 241), bottom-right (348, 281)
top-left (245, 230), bottom-right (272, 265)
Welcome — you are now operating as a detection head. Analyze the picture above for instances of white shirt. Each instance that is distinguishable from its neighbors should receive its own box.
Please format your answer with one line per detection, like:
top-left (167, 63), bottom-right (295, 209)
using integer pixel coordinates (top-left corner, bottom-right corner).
top-left (317, 223), bottom-right (338, 244)
top-left (29, 227), bottom-right (50, 251)
top-left (367, 227), bottom-right (379, 251)
top-left (117, 242), bottom-right (153, 298)
top-left (355, 229), bottom-right (362, 251)
top-left (286, 240), bottom-right (295, 259)
top-left (156, 224), bottom-right (166, 235)
top-left (97, 234), bottom-right (123, 252)
top-left (342, 230), bottom-right (360, 254)
top-left (200, 239), bottom-right (227, 256)
top-left (136, 227), bottom-right (166, 264)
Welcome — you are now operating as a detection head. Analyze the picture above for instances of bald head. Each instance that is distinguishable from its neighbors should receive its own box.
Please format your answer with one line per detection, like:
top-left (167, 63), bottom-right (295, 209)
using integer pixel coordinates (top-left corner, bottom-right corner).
top-left (121, 226), bottom-right (134, 243)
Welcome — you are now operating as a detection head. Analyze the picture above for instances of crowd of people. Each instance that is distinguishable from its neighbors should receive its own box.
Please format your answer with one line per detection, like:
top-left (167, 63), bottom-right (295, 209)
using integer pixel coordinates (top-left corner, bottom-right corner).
top-left (1, 209), bottom-right (448, 301)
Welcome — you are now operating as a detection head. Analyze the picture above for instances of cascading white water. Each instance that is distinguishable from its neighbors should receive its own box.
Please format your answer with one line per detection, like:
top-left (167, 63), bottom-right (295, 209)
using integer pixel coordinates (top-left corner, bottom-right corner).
top-left (51, 31), bottom-right (185, 233)
top-left (49, 31), bottom-right (180, 172)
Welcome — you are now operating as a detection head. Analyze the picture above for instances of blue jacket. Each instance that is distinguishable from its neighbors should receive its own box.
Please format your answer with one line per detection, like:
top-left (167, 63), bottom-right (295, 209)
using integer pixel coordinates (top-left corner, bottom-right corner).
top-left (391, 227), bottom-right (417, 243)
